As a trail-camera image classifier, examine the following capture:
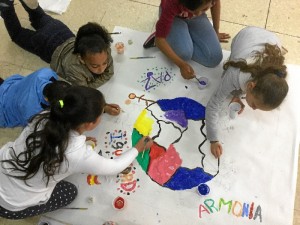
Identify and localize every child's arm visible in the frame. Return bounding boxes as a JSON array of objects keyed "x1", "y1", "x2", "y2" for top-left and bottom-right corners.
[
  {"x1": 155, "y1": 37, "x2": 195, "y2": 79},
  {"x1": 206, "y1": 69, "x2": 241, "y2": 157},
  {"x1": 74, "y1": 137, "x2": 153, "y2": 175},
  {"x1": 210, "y1": 0, "x2": 230, "y2": 42}
]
